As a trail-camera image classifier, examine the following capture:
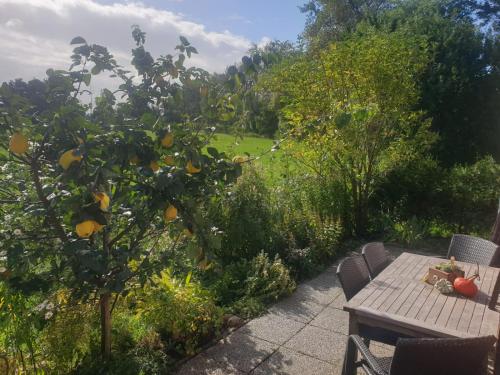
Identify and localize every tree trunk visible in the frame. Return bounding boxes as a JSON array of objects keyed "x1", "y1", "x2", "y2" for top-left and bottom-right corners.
[
  {"x1": 100, "y1": 292, "x2": 112, "y2": 360},
  {"x1": 491, "y1": 199, "x2": 500, "y2": 245}
]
